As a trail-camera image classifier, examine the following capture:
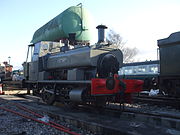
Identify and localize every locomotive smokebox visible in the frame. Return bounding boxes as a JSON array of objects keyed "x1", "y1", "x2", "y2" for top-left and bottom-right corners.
[{"x1": 96, "y1": 25, "x2": 107, "y2": 43}]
